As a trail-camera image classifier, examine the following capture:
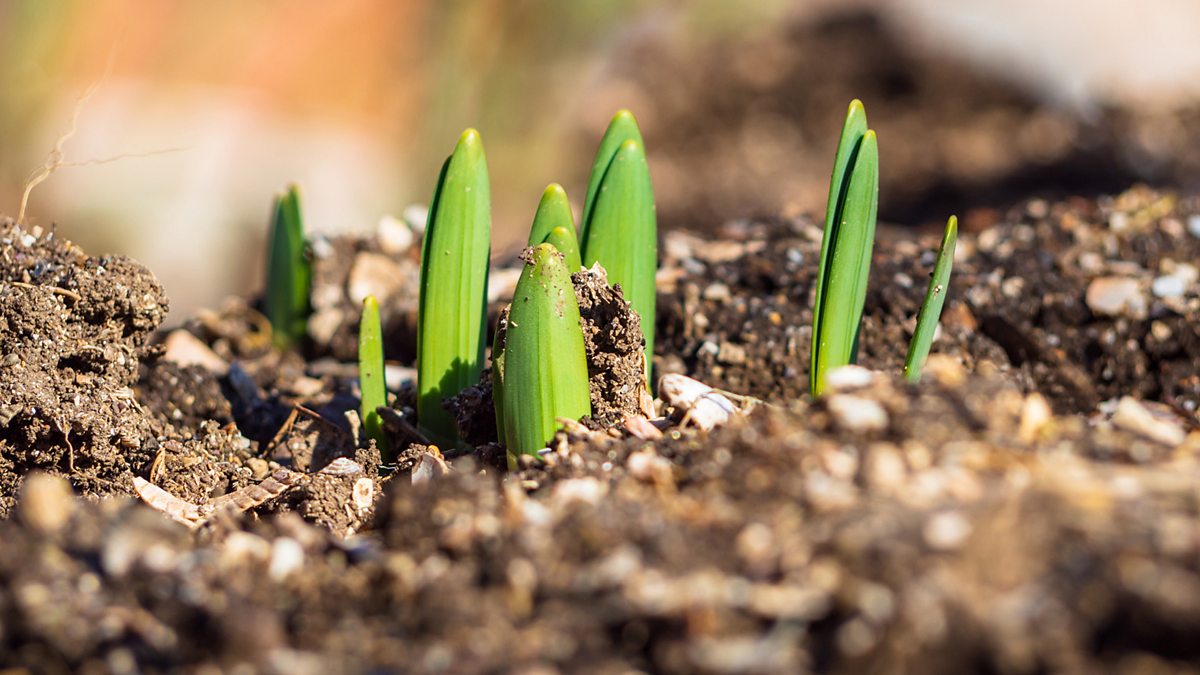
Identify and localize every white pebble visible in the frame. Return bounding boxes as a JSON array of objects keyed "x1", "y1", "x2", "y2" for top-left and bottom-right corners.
[
  {"x1": 1188, "y1": 214, "x2": 1200, "y2": 238},
  {"x1": 823, "y1": 365, "x2": 875, "y2": 391},
  {"x1": 1152, "y1": 275, "x2": 1186, "y2": 298},
  {"x1": 827, "y1": 395, "x2": 889, "y2": 432},
  {"x1": 1113, "y1": 396, "x2": 1186, "y2": 447},
  {"x1": 924, "y1": 512, "x2": 972, "y2": 550},
  {"x1": 269, "y1": 538, "x2": 305, "y2": 580},
  {"x1": 403, "y1": 204, "x2": 429, "y2": 236},
  {"x1": 376, "y1": 214, "x2": 414, "y2": 254},
  {"x1": 1085, "y1": 277, "x2": 1146, "y2": 318}
]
